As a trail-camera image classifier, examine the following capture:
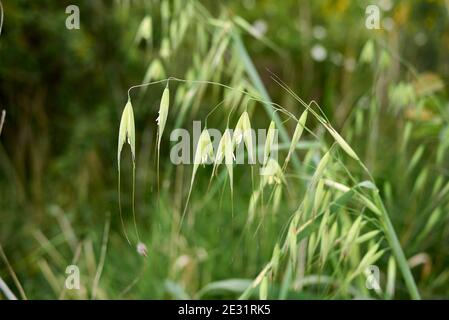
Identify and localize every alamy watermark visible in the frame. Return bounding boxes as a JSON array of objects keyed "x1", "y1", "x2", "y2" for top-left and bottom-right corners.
[
  {"x1": 365, "y1": 265, "x2": 381, "y2": 291},
  {"x1": 65, "y1": 264, "x2": 80, "y2": 290},
  {"x1": 65, "y1": 5, "x2": 80, "y2": 30},
  {"x1": 365, "y1": 5, "x2": 381, "y2": 30}
]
